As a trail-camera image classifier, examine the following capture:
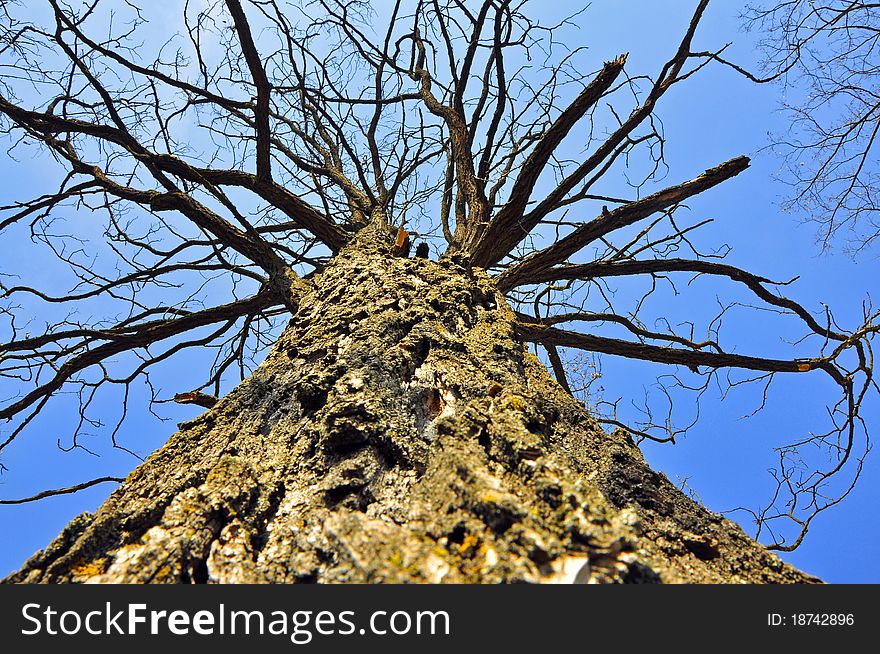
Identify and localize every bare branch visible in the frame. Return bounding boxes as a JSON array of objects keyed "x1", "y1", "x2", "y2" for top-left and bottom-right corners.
[
  {"x1": 496, "y1": 157, "x2": 751, "y2": 291},
  {"x1": 0, "y1": 476, "x2": 124, "y2": 505}
]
